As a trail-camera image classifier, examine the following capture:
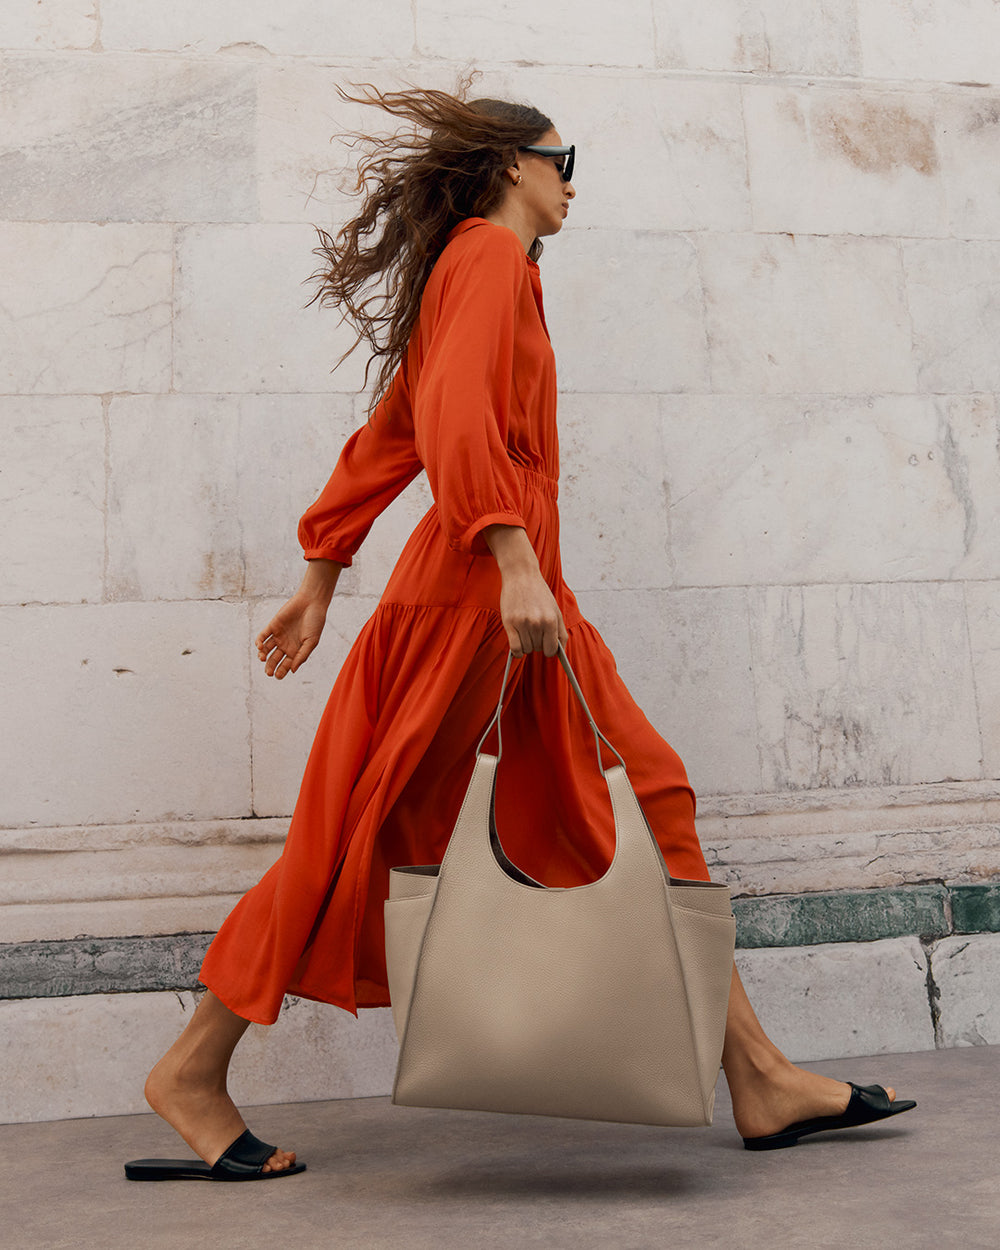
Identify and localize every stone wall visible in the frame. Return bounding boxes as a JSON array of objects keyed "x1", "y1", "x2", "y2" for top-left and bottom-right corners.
[{"x1": 2, "y1": 3, "x2": 1000, "y2": 1121}]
